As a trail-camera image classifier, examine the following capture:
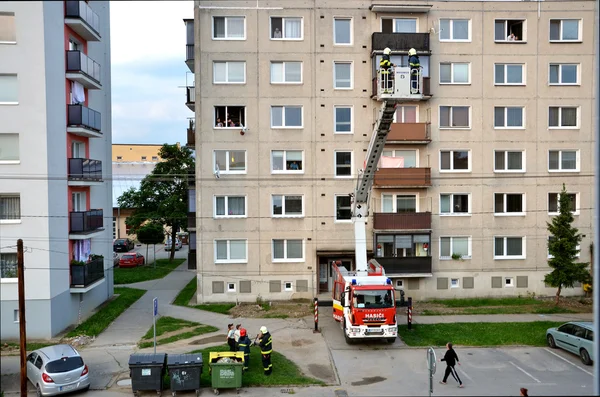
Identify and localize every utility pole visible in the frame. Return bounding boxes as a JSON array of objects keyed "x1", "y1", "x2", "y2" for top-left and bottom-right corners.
[{"x1": 17, "y1": 239, "x2": 27, "y2": 397}]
